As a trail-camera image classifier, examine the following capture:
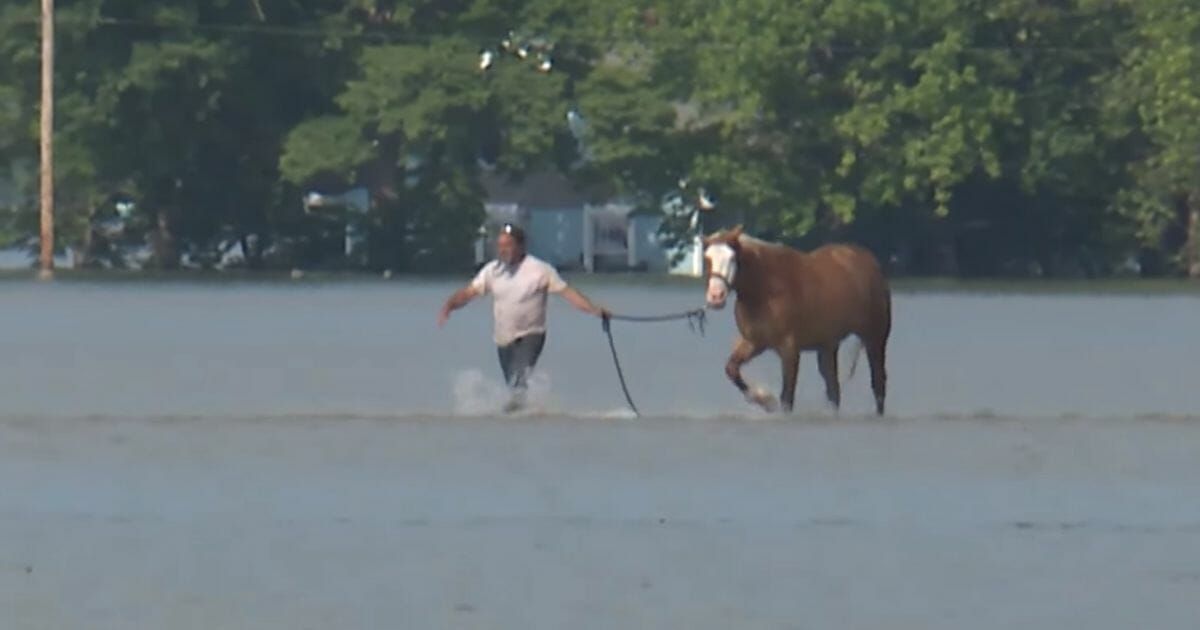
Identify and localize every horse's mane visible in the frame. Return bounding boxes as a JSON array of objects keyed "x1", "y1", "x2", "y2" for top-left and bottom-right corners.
[
  {"x1": 737, "y1": 234, "x2": 769, "y2": 247},
  {"x1": 737, "y1": 233, "x2": 789, "y2": 253},
  {"x1": 709, "y1": 228, "x2": 790, "y2": 257}
]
